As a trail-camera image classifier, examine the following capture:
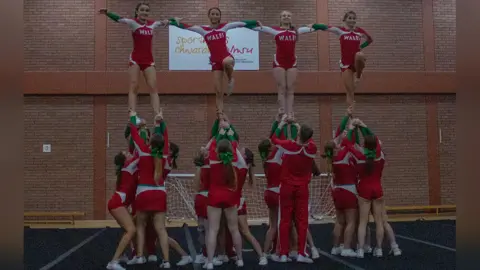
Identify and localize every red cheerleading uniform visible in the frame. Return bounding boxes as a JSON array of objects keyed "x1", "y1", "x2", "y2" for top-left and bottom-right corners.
[
  {"x1": 271, "y1": 133, "x2": 317, "y2": 257},
  {"x1": 129, "y1": 123, "x2": 167, "y2": 212},
  {"x1": 107, "y1": 157, "x2": 139, "y2": 211},
  {"x1": 170, "y1": 20, "x2": 258, "y2": 71},
  {"x1": 331, "y1": 138, "x2": 359, "y2": 210},
  {"x1": 207, "y1": 139, "x2": 240, "y2": 209},
  {"x1": 233, "y1": 150, "x2": 249, "y2": 215},
  {"x1": 263, "y1": 146, "x2": 283, "y2": 209},
  {"x1": 117, "y1": 18, "x2": 166, "y2": 70},
  {"x1": 253, "y1": 26, "x2": 319, "y2": 69},
  {"x1": 349, "y1": 137, "x2": 385, "y2": 200},
  {"x1": 194, "y1": 159, "x2": 210, "y2": 219},
  {"x1": 319, "y1": 25, "x2": 372, "y2": 72}
]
